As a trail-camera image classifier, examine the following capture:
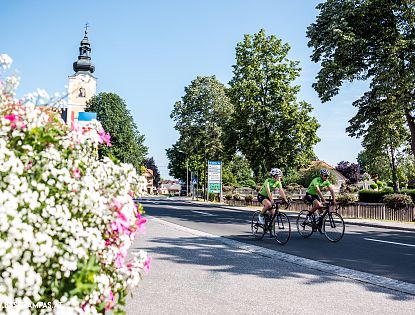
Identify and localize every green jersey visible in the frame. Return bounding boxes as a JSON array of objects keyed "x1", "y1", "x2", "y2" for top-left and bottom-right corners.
[
  {"x1": 259, "y1": 178, "x2": 282, "y2": 197},
  {"x1": 307, "y1": 177, "x2": 331, "y2": 195}
]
